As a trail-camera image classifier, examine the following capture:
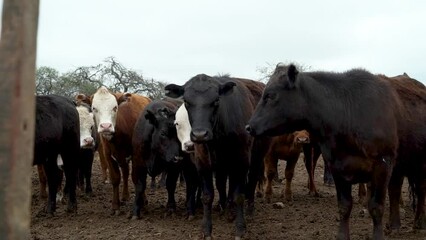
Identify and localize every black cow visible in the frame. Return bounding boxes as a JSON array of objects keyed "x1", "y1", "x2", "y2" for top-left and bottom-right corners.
[
  {"x1": 165, "y1": 75, "x2": 268, "y2": 239},
  {"x1": 246, "y1": 64, "x2": 402, "y2": 240},
  {"x1": 34, "y1": 95, "x2": 80, "y2": 215},
  {"x1": 131, "y1": 99, "x2": 199, "y2": 219}
]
